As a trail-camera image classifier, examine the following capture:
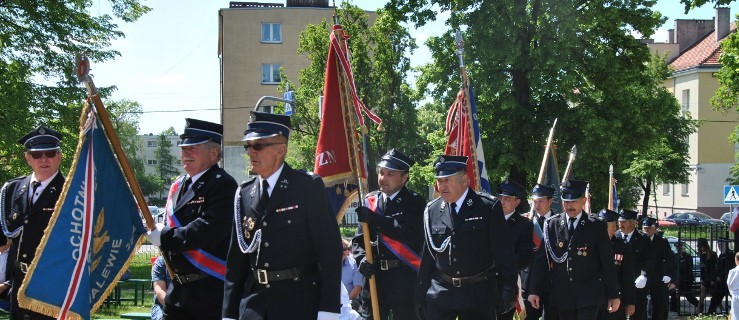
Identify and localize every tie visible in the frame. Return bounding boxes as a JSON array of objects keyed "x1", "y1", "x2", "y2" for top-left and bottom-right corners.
[
  {"x1": 450, "y1": 202, "x2": 458, "y2": 215},
  {"x1": 181, "y1": 178, "x2": 192, "y2": 198},
  {"x1": 537, "y1": 215, "x2": 545, "y2": 229},
  {"x1": 260, "y1": 180, "x2": 270, "y2": 209},
  {"x1": 30, "y1": 181, "x2": 41, "y2": 204},
  {"x1": 568, "y1": 217, "x2": 576, "y2": 239}
]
